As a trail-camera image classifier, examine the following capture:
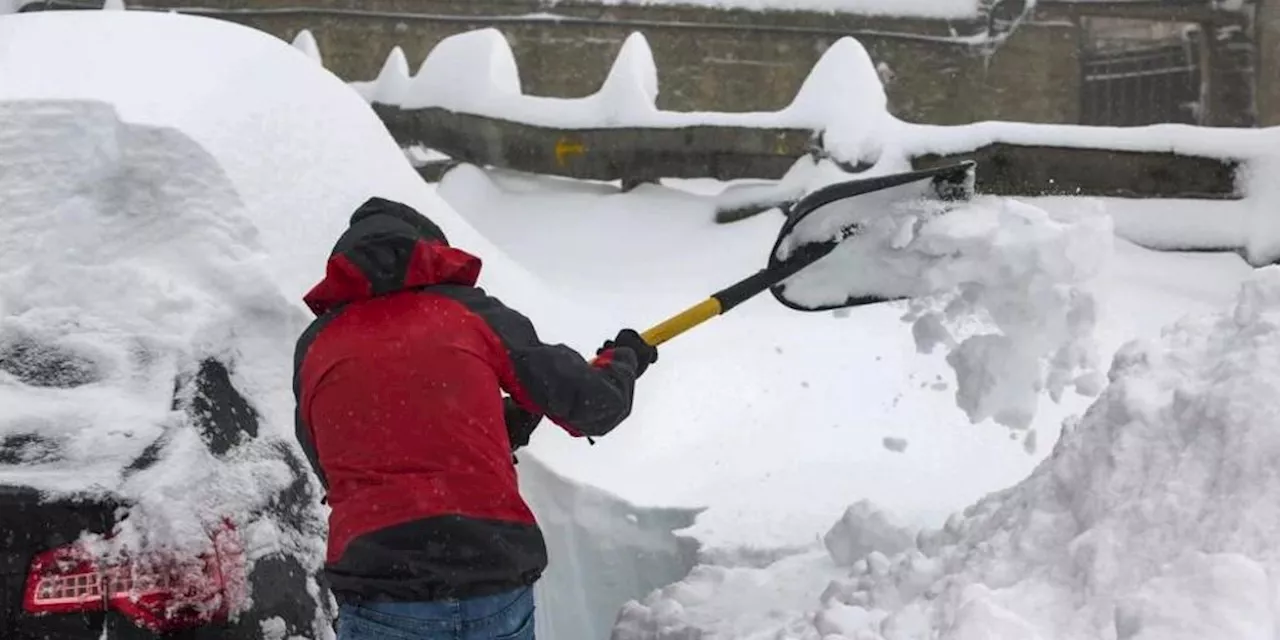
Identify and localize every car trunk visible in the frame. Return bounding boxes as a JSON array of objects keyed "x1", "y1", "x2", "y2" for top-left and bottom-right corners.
[{"x1": 0, "y1": 484, "x2": 120, "y2": 639}]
